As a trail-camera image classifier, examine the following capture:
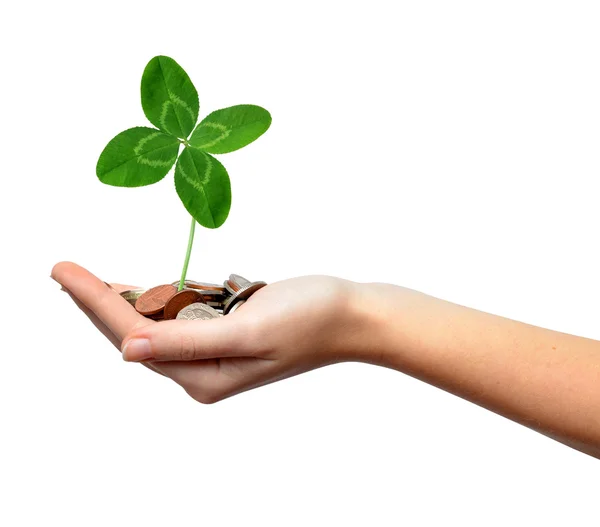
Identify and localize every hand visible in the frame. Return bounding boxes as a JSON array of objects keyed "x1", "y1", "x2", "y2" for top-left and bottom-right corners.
[{"x1": 51, "y1": 262, "x2": 372, "y2": 403}]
